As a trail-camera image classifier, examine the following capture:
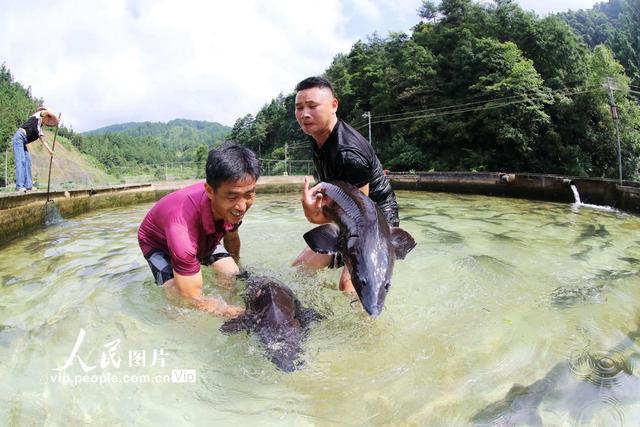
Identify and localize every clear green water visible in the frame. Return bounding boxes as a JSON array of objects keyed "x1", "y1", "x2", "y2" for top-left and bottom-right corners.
[{"x1": 1, "y1": 191, "x2": 640, "y2": 426}]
